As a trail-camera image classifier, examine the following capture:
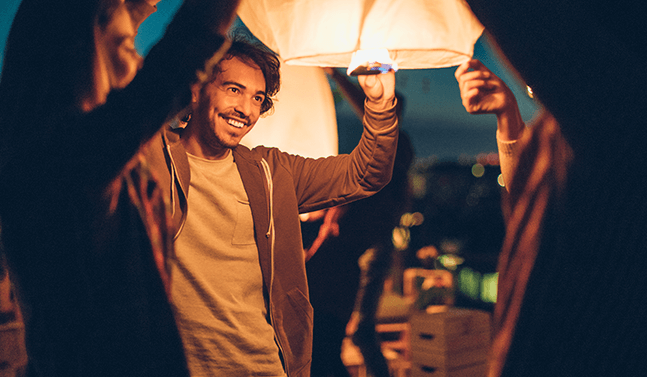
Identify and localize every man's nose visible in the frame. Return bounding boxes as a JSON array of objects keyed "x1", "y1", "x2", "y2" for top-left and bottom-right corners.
[{"x1": 234, "y1": 96, "x2": 252, "y2": 118}]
